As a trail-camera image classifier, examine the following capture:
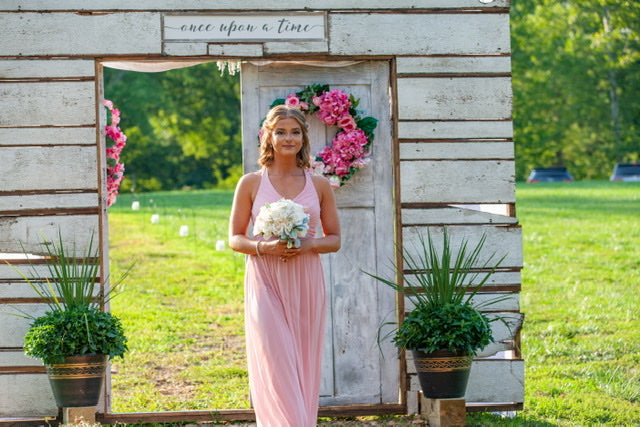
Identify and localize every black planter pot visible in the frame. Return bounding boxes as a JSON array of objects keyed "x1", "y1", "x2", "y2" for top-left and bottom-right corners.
[
  {"x1": 45, "y1": 354, "x2": 108, "y2": 408},
  {"x1": 411, "y1": 349, "x2": 473, "y2": 399}
]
